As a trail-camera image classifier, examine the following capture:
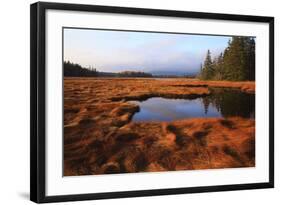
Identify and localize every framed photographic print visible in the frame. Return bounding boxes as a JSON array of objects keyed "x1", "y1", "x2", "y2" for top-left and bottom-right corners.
[{"x1": 30, "y1": 1, "x2": 274, "y2": 203}]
